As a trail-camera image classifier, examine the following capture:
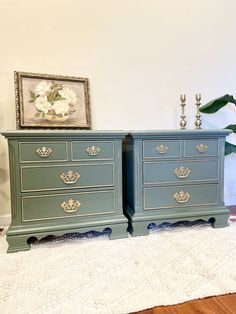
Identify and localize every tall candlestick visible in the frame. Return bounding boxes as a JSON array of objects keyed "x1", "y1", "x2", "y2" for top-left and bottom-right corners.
[
  {"x1": 195, "y1": 93, "x2": 202, "y2": 129},
  {"x1": 180, "y1": 94, "x2": 187, "y2": 129}
]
